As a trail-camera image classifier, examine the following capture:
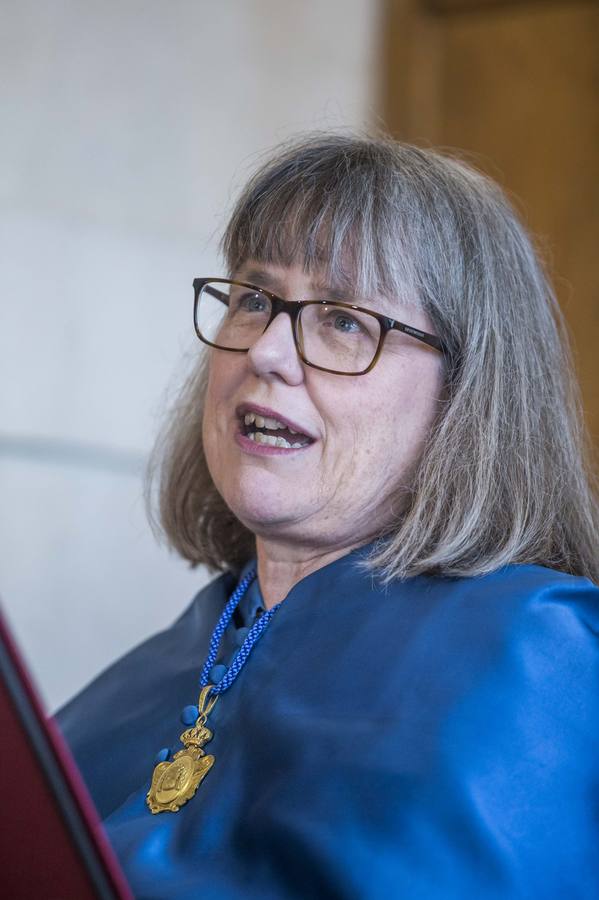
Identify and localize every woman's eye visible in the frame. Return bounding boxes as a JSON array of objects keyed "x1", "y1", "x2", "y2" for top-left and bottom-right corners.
[
  {"x1": 238, "y1": 292, "x2": 268, "y2": 312},
  {"x1": 332, "y1": 313, "x2": 362, "y2": 333}
]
